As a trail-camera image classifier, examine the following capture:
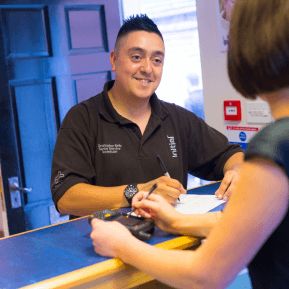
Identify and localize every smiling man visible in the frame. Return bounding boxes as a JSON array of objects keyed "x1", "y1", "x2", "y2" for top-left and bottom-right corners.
[
  {"x1": 108, "y1": 30, "x2": 164, "y2": 135},
  {"x1": 51, "y1": 15, "x2": 244, "y2": 219}
]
